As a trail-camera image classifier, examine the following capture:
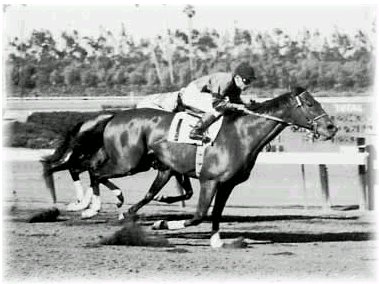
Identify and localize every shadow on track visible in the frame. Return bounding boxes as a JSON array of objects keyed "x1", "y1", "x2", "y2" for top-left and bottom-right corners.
[
  {"x1": 164, "y1": 231, "x2": 374, "y2": 243},
  {"x1": 137, "y1": 213, "x2": 360, "y2": 224}
]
